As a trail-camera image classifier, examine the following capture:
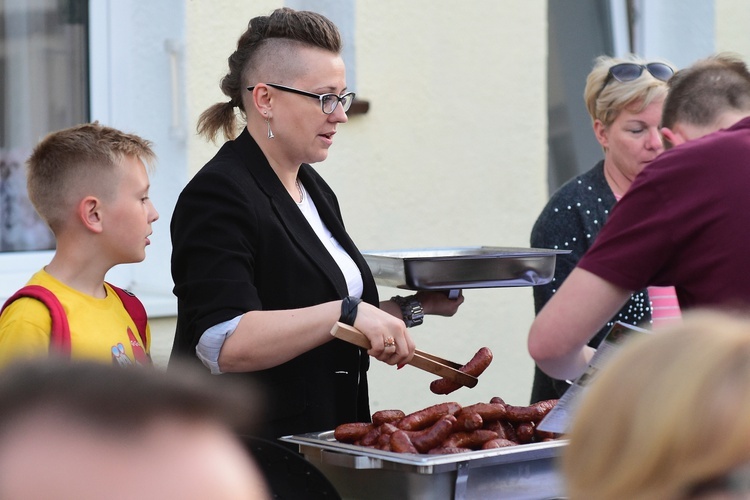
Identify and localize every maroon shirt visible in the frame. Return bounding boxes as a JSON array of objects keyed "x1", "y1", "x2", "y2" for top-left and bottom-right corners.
[{"x1": 578, "y1": 116, "x2": 750, "y2": 311}]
